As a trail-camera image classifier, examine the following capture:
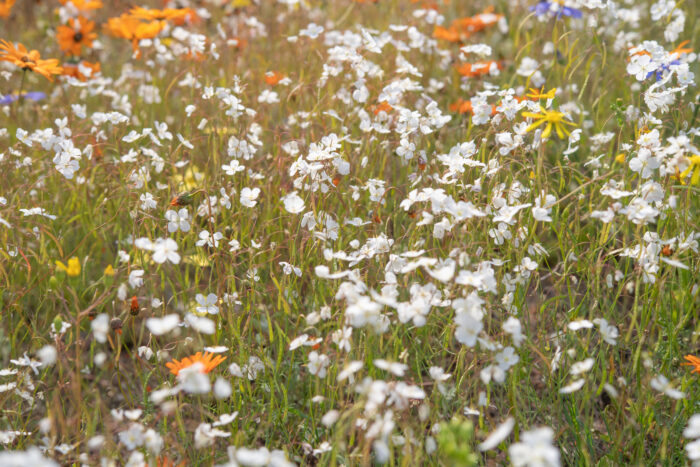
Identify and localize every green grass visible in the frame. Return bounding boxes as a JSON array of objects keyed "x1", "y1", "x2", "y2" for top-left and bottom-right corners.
[{"x1": 0, "y1": 0, "x2": 698, "y2": 465}]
